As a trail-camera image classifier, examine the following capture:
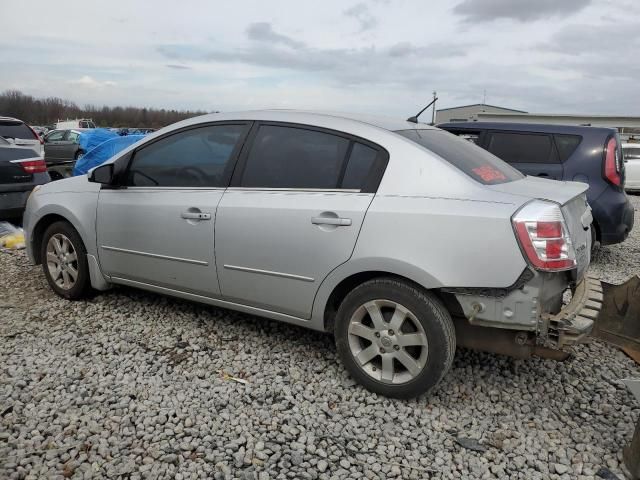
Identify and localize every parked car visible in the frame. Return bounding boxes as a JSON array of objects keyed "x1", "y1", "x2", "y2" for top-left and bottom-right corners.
[
  {"x1": 0, "y1": 136, "x2": 50, "y2": 219},
  {"x1": 438, "y1": 122, "x2": 634, "y2": 246},
  {"x1": 24, "y1": 111, "x2": 600, "y2": 398},
  {"x1": 623, "y1": 143, "x2": 640, "y2": 192},
  {"x1": 55, "y1": 119, "x2": 96, "y2": 129},
  {"x1": 43, "y1": 129, "x2": 88, "y2": 180},
  {"x1": 0, "y1": 116, "x2": 44, "y2": 157}
]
